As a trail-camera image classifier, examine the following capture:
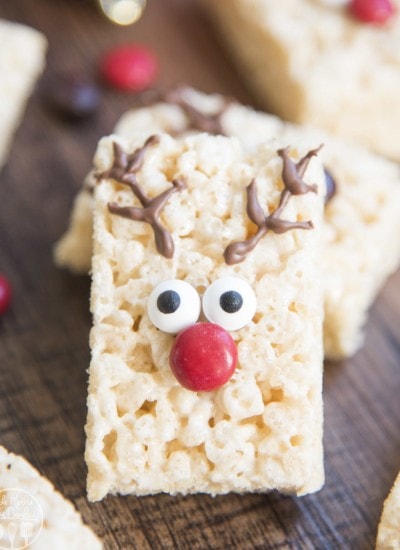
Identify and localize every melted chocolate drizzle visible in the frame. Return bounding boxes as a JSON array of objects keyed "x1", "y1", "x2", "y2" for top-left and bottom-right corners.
[
  {"x1": 100, "y1": 134, "x2": 160, "y2": 185},
  {"x1": 160, "y1": 87, "x2": 338, "y2": 209},
  {"x1": 99, "y1": 135, "x2": 186, "y2": 259},
  {"x1": 138, "y1": 86, "x2": 235, "y2": 136},
  {"x1": 163, "y1": 86, "x2": 231, "y2": 135},
  {"x1": 97, "y1": 92, "x2": 324, "y2": 263},
  {"x1": 224, "y1": 146, "x2": 322, "y2": 265}
]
